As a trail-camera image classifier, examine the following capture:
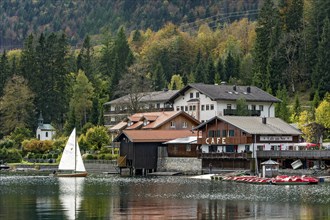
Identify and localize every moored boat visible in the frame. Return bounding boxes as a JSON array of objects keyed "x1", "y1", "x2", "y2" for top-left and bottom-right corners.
[{"x1": 271, "y1": 175, "x2": 318, "y2": 185}]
